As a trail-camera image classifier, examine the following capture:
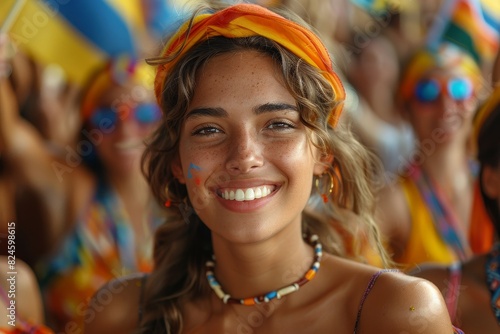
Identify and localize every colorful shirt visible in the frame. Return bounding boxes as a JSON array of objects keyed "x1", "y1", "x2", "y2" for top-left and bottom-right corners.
[
  {"x1": 397, "y1": 169, "x2": 494, "y2": 268},
  {"x1": 37, "y1": 180, "x2": 164, "y2": 331}
]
